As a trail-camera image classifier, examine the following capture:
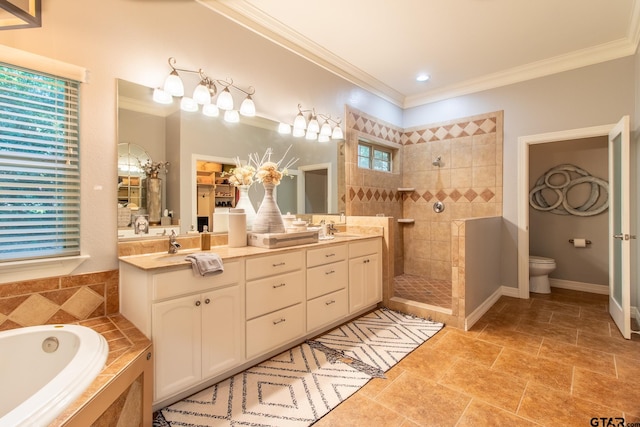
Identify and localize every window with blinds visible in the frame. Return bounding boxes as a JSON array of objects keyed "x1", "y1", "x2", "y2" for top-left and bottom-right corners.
[{"x1": 0, "y1": 63, "x2": 80, "y2": 262}]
